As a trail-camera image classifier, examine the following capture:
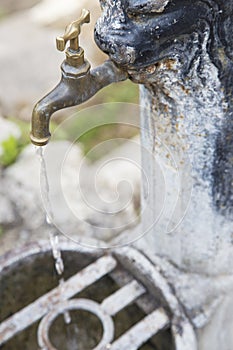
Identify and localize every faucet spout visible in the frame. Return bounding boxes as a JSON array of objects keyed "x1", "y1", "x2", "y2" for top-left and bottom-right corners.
[{"x1": 30, "y1": 60, "x2": 128, "y2": 146}]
